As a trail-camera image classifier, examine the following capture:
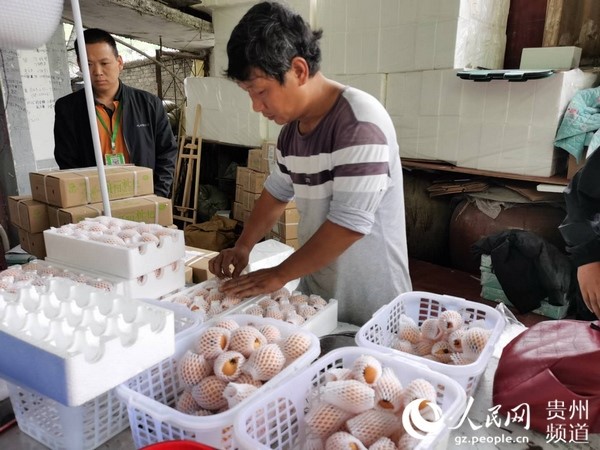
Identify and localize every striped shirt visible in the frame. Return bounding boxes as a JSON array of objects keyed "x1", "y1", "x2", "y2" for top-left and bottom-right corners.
[{"x1": 264, "y1": 86, "x2": 412, "y2": 325}]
